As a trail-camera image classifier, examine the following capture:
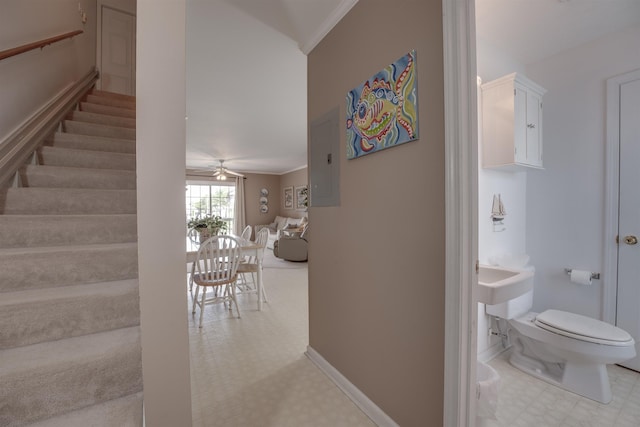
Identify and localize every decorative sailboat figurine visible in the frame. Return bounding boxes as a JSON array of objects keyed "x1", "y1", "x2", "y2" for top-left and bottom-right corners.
[{"x1": 491, "y1": 194, "x2": 506, "y2": 222}]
